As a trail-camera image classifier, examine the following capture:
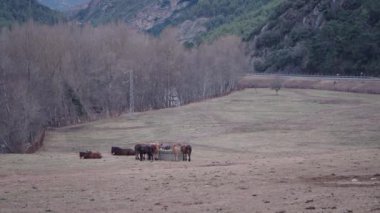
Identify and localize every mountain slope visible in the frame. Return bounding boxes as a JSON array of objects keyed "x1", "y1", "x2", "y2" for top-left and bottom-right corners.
[
  {"x1": 248, "y1": 0, "x2": 380, "y2": 76},
  {"x1": 75, "y1": 0, "x2": 155, "y2": 26},
  {"x1": 153, "y1": 0, "x2": 380, "y2": 76},
  {"x1": 148, "y1": 0, "x2": 286, "y2": 42},
  {"x1": 74, "y1": 0, "x2": 380, "y2": 76},
  {"x1": 75, "y1": 0, "x2": 197, "y2": 30},
  {"x1": 74, "y1": 0, "x2": 284, "y2": 44},
  {"x1": 0, "y1": 0, "x2": 62, "y2": 28}
]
